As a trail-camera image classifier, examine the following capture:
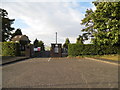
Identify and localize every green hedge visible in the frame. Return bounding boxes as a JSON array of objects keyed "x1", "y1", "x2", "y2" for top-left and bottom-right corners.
[
  {"x1": 68, "y1": 44, "x2": 118, "y2": 56},
  {"x1": 1, "y1": 42, "x2": 20, "y2": 56}
]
